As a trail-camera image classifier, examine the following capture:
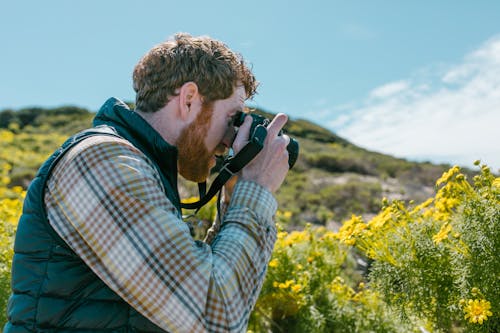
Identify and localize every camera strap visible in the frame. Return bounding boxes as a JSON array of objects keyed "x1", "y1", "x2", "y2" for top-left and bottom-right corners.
[{"x1": 180, "y1": 125, "x2": 268, "y2": 211}]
